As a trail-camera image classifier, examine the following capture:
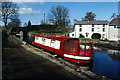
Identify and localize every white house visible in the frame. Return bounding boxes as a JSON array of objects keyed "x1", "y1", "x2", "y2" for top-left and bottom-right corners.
[
  {"x1": 69, "y1": 20, "x2": 109, "y2": 39},
  {"x1": 108, "y1": 18, "x2": 120, "y2": 41}
]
